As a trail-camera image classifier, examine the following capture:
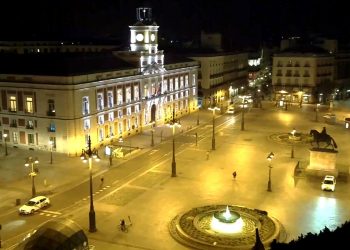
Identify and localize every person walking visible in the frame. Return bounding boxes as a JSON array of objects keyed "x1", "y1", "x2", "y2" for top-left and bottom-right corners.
[
  {"x1": 100, "y1": 176, "x2": 104, "y2": 186},
  {"x1": 232, "y1": 171, "x2": 237, "y2": 180},
  {"x1": 120, "y1": 219, "x2": 126, "y2": 232},
  {"x1": 206, "y1": 151, "x2": 209, "y2": 160}
]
